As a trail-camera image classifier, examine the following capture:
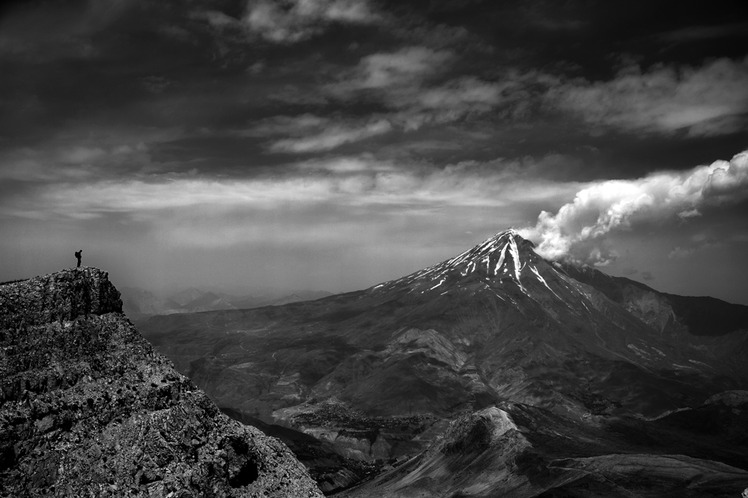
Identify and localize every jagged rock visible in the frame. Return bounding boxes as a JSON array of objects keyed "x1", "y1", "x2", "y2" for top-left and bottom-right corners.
[{"x1": 0, "y1": 268, "x2": 323, "y2": 498}]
